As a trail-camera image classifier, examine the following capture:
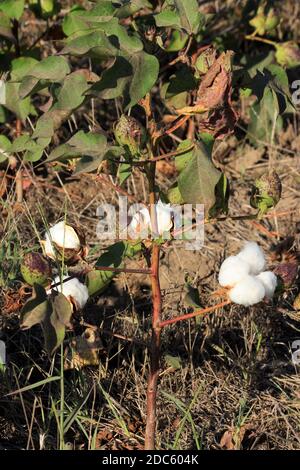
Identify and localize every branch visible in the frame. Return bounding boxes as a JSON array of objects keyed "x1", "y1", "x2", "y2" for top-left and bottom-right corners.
[{"x1": 160, "y1": 300, "x2": 231, "y2": 327}]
